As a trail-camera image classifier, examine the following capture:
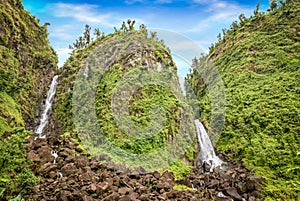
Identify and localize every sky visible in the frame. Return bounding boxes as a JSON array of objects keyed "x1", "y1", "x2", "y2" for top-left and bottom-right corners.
[{"x1": 22, "y1": 0, "x2": 270, "y2": 78}]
